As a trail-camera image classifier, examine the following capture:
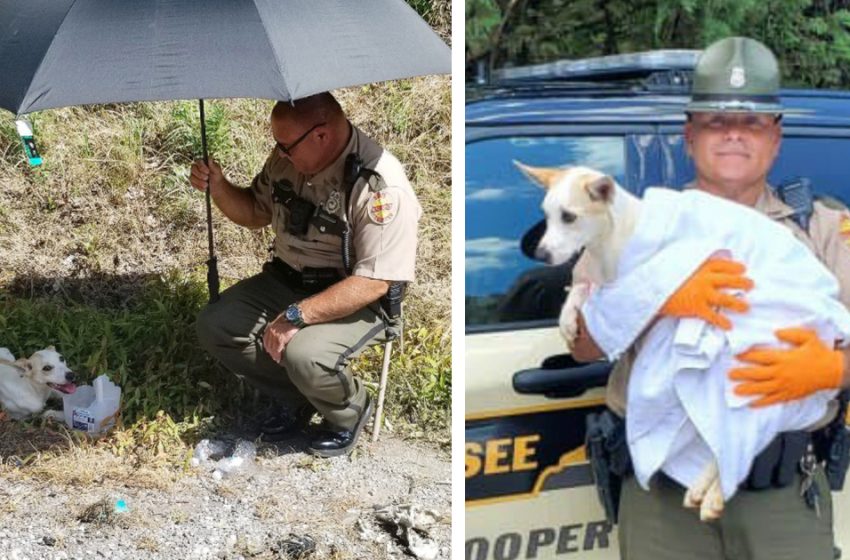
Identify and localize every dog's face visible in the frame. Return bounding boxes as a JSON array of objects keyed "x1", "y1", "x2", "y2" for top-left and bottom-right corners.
[
  {"x1": 515, "y1": 162, "x2": 616, "y2": 265},
  {"x1": 23, "y1": 346, "x2": 76, "y2": 394}
]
